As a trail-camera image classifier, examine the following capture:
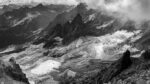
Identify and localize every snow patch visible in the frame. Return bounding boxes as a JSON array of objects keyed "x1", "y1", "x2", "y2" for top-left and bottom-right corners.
[
  {"x1": 89, "y1": 14, "x2": 96, "y2": 21},
  {"x1": 93, "y1": 43, "x2": 104, "y2": 59},
  {"x1": 12, "y1": 12, "x2": 40, "y2": 27},
  {"x1": 97, "y1": 30, "x2": 135, "y2": 45},
  {"x1": 30, "y1": 60, "x2": 61, "y2": 75},
  {"x1": 0, "y1": 46, "x2": 15, "y2": 54},
  {"x1": 93, "y1": 30, "x2": 140, "y2": 60},
  {"x1": 96, "y1": 20, "x2": 114, "y2": 29}
]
